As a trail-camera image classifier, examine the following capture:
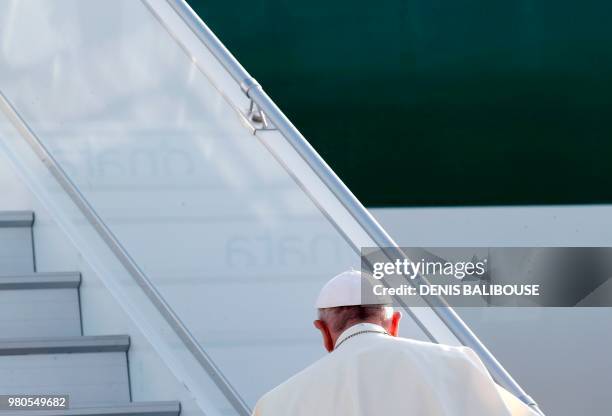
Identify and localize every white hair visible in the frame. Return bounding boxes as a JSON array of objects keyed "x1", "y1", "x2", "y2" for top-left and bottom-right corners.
[{"x1": 318, "y1": 305, "x2": 394, "y2": 333}]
